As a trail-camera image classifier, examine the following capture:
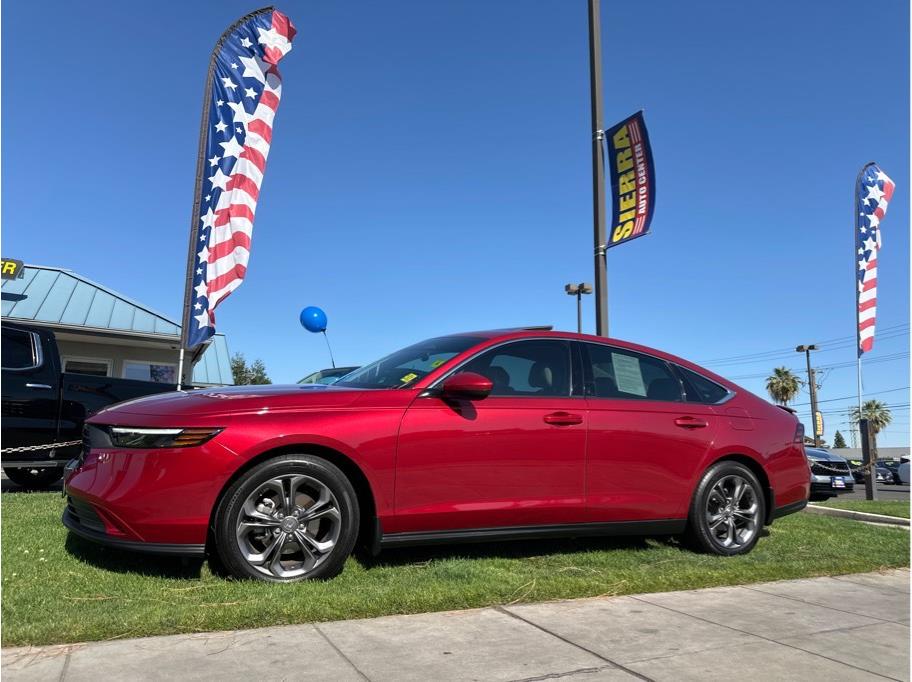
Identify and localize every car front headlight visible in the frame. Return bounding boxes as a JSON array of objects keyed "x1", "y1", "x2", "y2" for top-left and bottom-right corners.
[{"x1": 109, "y1": 427, "x2": 223, "y2": 449}]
